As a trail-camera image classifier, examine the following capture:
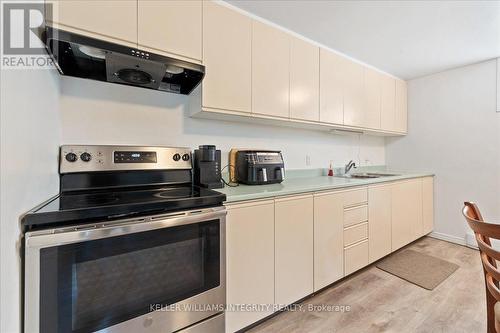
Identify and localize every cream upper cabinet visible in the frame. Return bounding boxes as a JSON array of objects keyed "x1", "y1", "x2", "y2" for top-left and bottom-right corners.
[
  {"x1": 422, "y1": 177, "x2": 434, "y2": 235},
  {"x1": 380, "y1": 74, "x2": 396, "y2": 132},
  {"x1": 395, "y1": 79, "x2": 408, "y2": 133},
  {"x1": 252, "y1": 21, "x2": 290, "y2": 118},
  {"x1": 391, "y1": 179, "x2": 423, "y2": 250},
  {"x1": 46, "y1": 0, "x2": 137, "y2": 47},
  {"x1": 188, "y1": 2, "x2": 410, "y2": 136},
  {"x1": 313, "y1": 192, "x2": 344, "y2": 291},
  {"x1": 226, "y1": 200, "x2": 275, "y2": 333},
  {"x1": 290, "y1": 37, "x2": 320, "y2": 122},
  {"x1": 138, "y1": 0, "x2": 202, "y2": 62},
  {"x1": 343, "y1": 60, "x2": 365, "y2": 127},
  {"x1": 364, "y1": 68, "x2": 382, "y2": 129},
  {"x1": 202, "y1": 1, "x2": 252, "y2": 113},
  {"x1": 275, "y1": 195, "x2": 314, "y2": 306},
  {"x1": 319, "y1": 49, "x2": 344, "y2": 125},
  {"x1": 368, "y1": 184, "x2": 392, "y2": 263}
]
